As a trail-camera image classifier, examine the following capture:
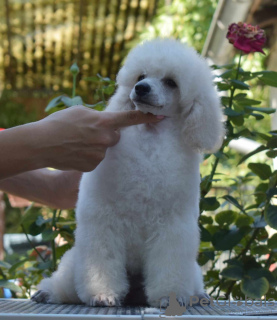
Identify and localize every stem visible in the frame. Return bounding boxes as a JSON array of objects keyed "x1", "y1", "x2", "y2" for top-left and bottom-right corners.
[
  {"x1": 51, "y1": 209, "x2": 59, "y2": 271},
  {"x1": 228, "y1": 51, "x2": 242, "y2": 109},
  {"x1": 207, "y1": 51, "x2": 243, "y2": 193},
  {"x1": 72, "y1": 75, "x2": 77, "y2": 98},
  {"x1": 21, "y1": 224, "x2": 46, "y2": 263},
  {"x1": 225, "y1": 281, "x2": 236, "y2": 299},
  {"x1": 210, "y1": 282, "x2": 220, "y2": 296},
  {"x1": 21, "y1": 203, "x2": 46, "y2": 262}
]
